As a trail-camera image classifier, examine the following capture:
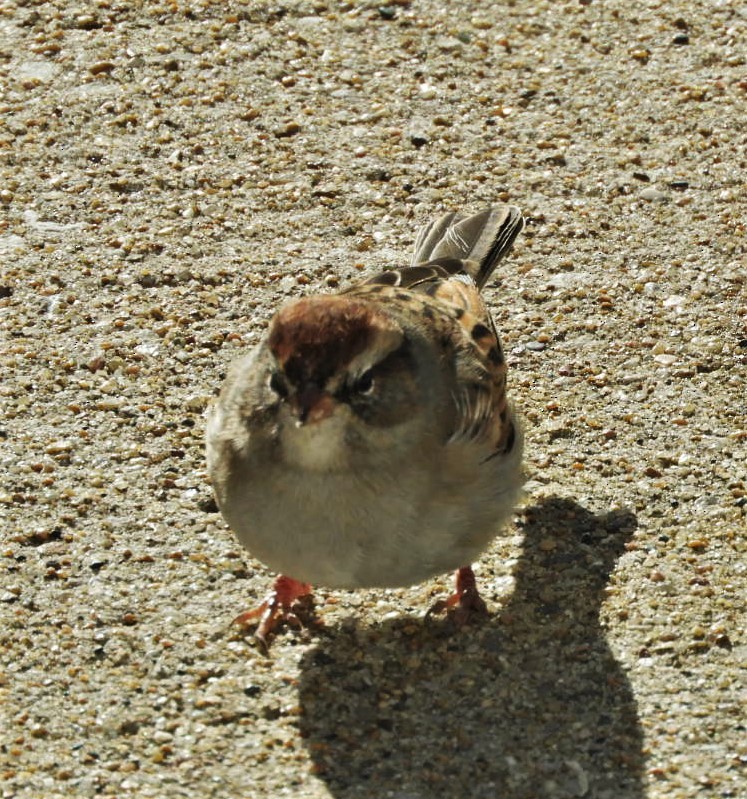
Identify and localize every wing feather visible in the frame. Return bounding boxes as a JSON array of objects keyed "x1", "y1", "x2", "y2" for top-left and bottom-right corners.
[{"x1": 347, "y1": 206, "x2": 523, "y2": 455}]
